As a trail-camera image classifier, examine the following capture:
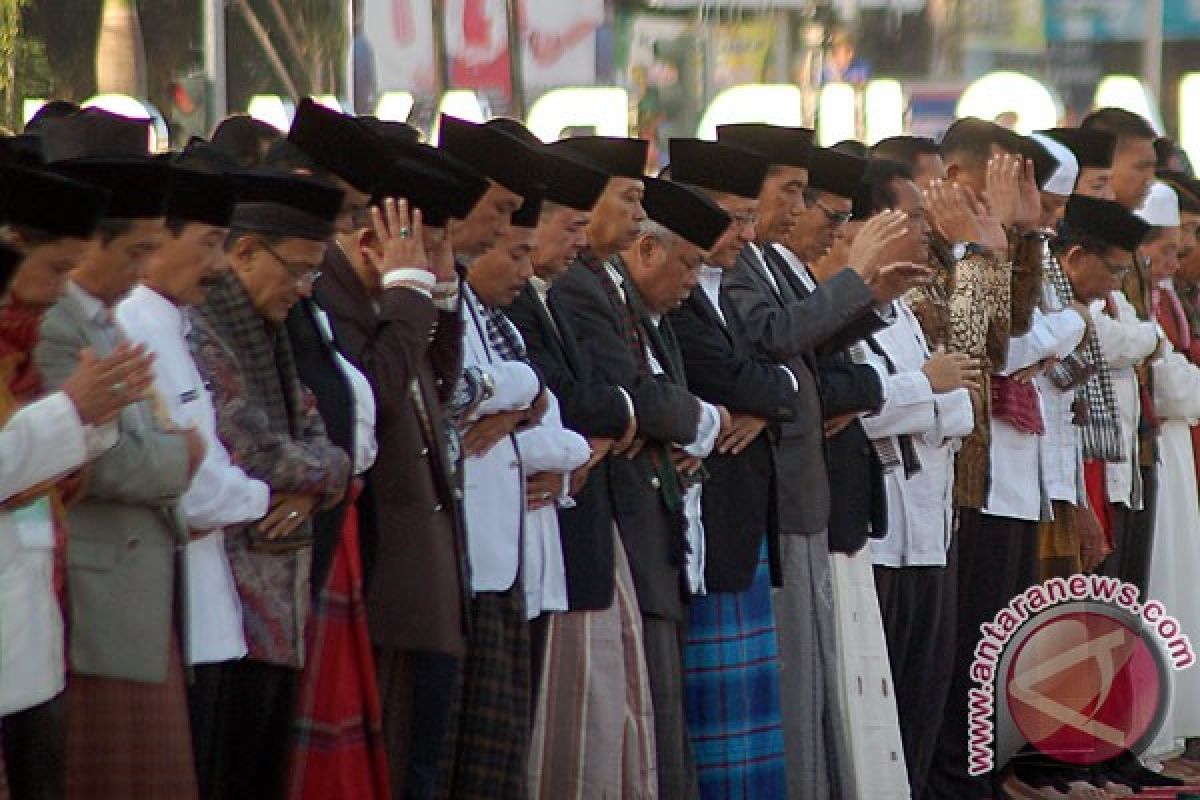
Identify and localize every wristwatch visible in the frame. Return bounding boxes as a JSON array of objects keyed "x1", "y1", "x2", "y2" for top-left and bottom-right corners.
[
  {"x1": 479, "y1": 369, "x2": 496, "y2": 402},
  {"x1": 952, "y1": 241, "x2": 990, "y2": 260}
]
